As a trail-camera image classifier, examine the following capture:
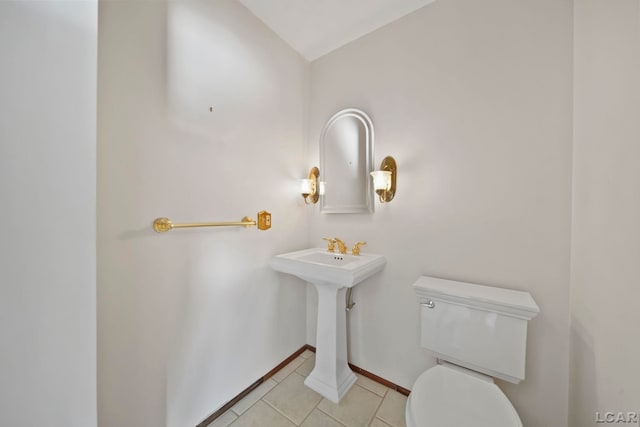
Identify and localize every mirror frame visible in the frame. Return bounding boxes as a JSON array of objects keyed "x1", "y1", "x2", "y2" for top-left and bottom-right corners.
[{"x1": 319, "y1": 108, "x2": 374, "y2": 214}]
